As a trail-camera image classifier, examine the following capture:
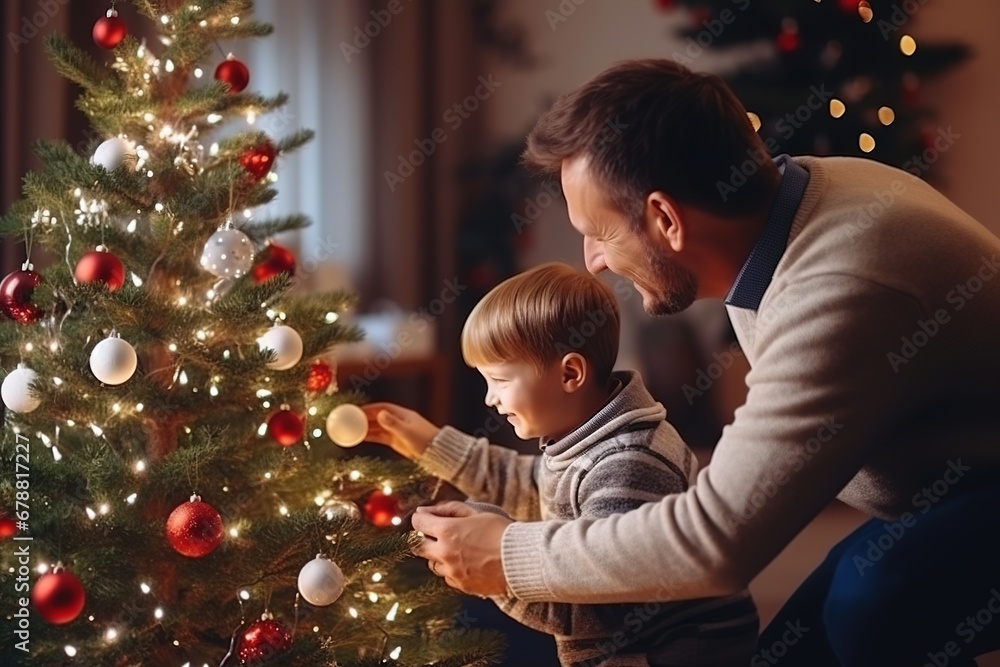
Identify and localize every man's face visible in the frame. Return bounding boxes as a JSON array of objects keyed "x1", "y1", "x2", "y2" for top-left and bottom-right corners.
[{"x1": 561, "y1": 156, "x2": 698, "y2": 316}]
